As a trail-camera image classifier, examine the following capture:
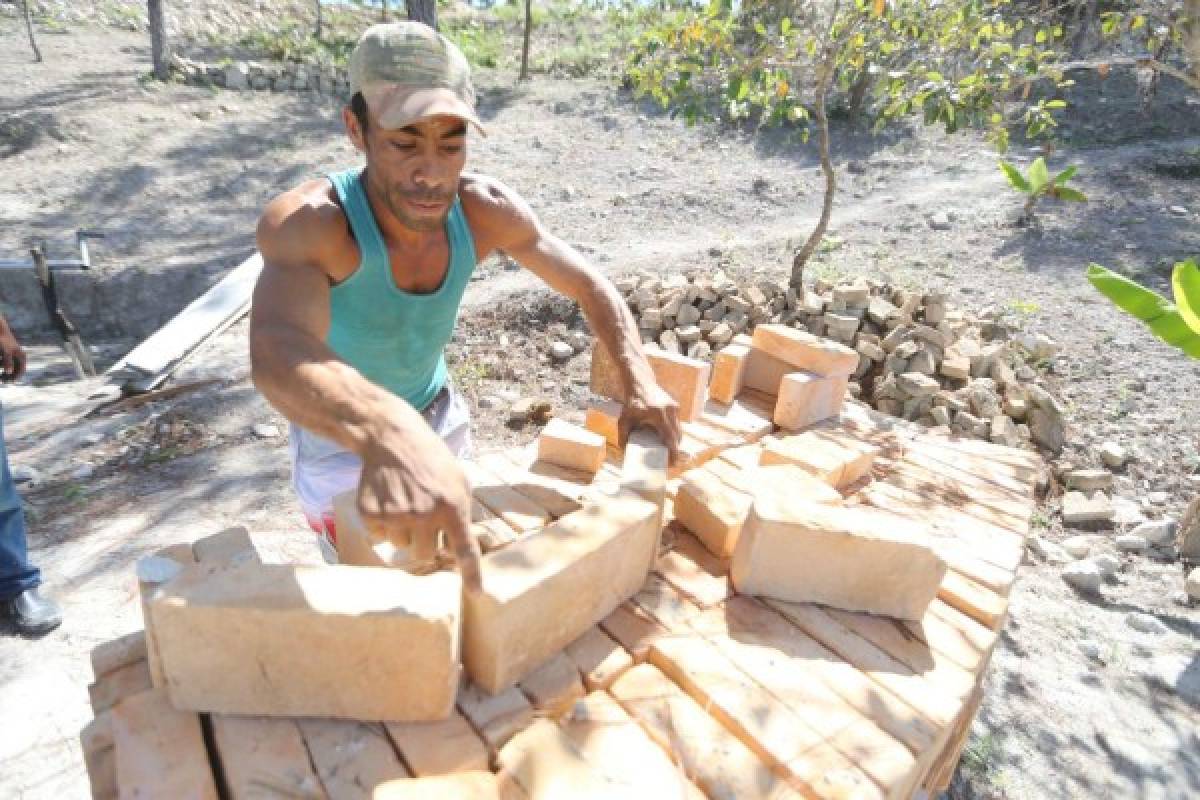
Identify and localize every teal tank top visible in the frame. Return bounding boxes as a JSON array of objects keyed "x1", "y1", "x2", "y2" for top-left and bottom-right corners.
[{"x1": 326, "y1": 167, "x2": 476, "y2": 411}]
